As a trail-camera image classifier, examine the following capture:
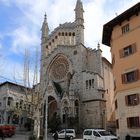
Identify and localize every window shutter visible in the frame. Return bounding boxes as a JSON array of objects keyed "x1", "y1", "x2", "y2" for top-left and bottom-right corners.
[
  {"x1": 132, "y1": 43, "x2": 137, "y2": 53},
  {"x1": 136, "y1": 94, "x2": 140, "y2": 105},
  {"x1": 119, "y1": 49, "x2": 124, "y2": 58},
  {"x1": 135, "y1": 69, "x2": 140, "y2": 81},
  {"x1": 135, "y1": 117, "x2": 140, "y2": 127},
  {"x1": 127, "y1": 118, "x2": 130, "y2": 128},
  {"x1": 125, "y1": 96, "x2": 128, "y2": 106},
  {"x1": 122, "y1": 74, "x2": 126, "y2": 84}
]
